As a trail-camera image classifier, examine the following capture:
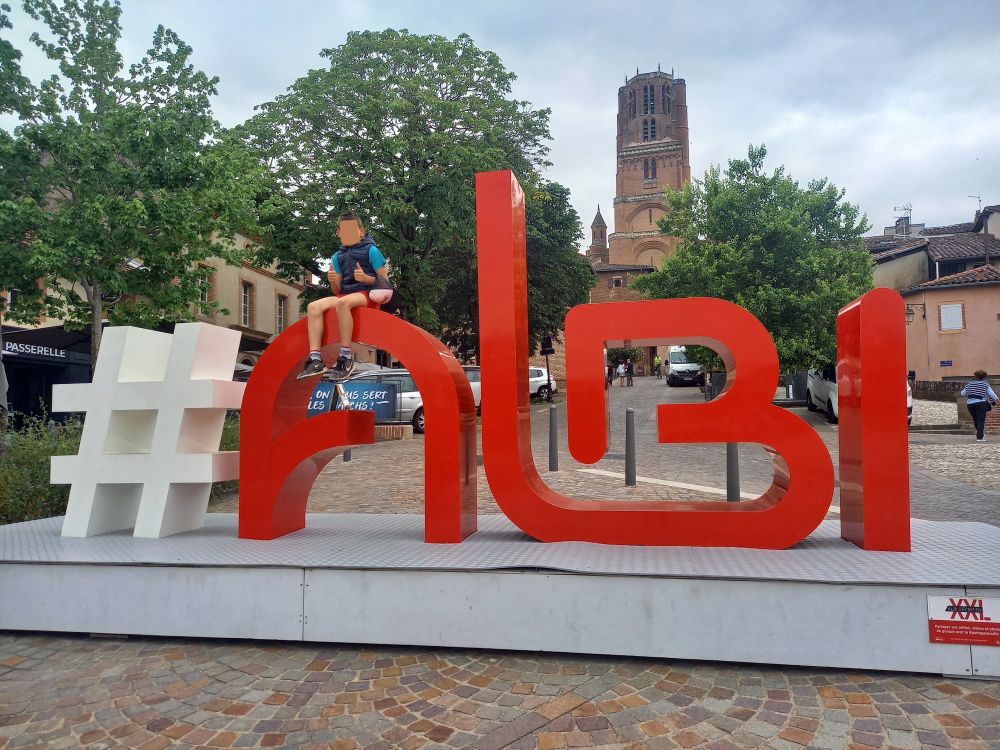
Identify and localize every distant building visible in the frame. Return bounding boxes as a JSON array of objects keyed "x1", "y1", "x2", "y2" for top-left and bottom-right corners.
[
  {"x1": 865, "y1": 204, "x2": 1000, "y2": 381},
  {"x1": 569, "y1": 68, "x2": 691, "y2": 377}
]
